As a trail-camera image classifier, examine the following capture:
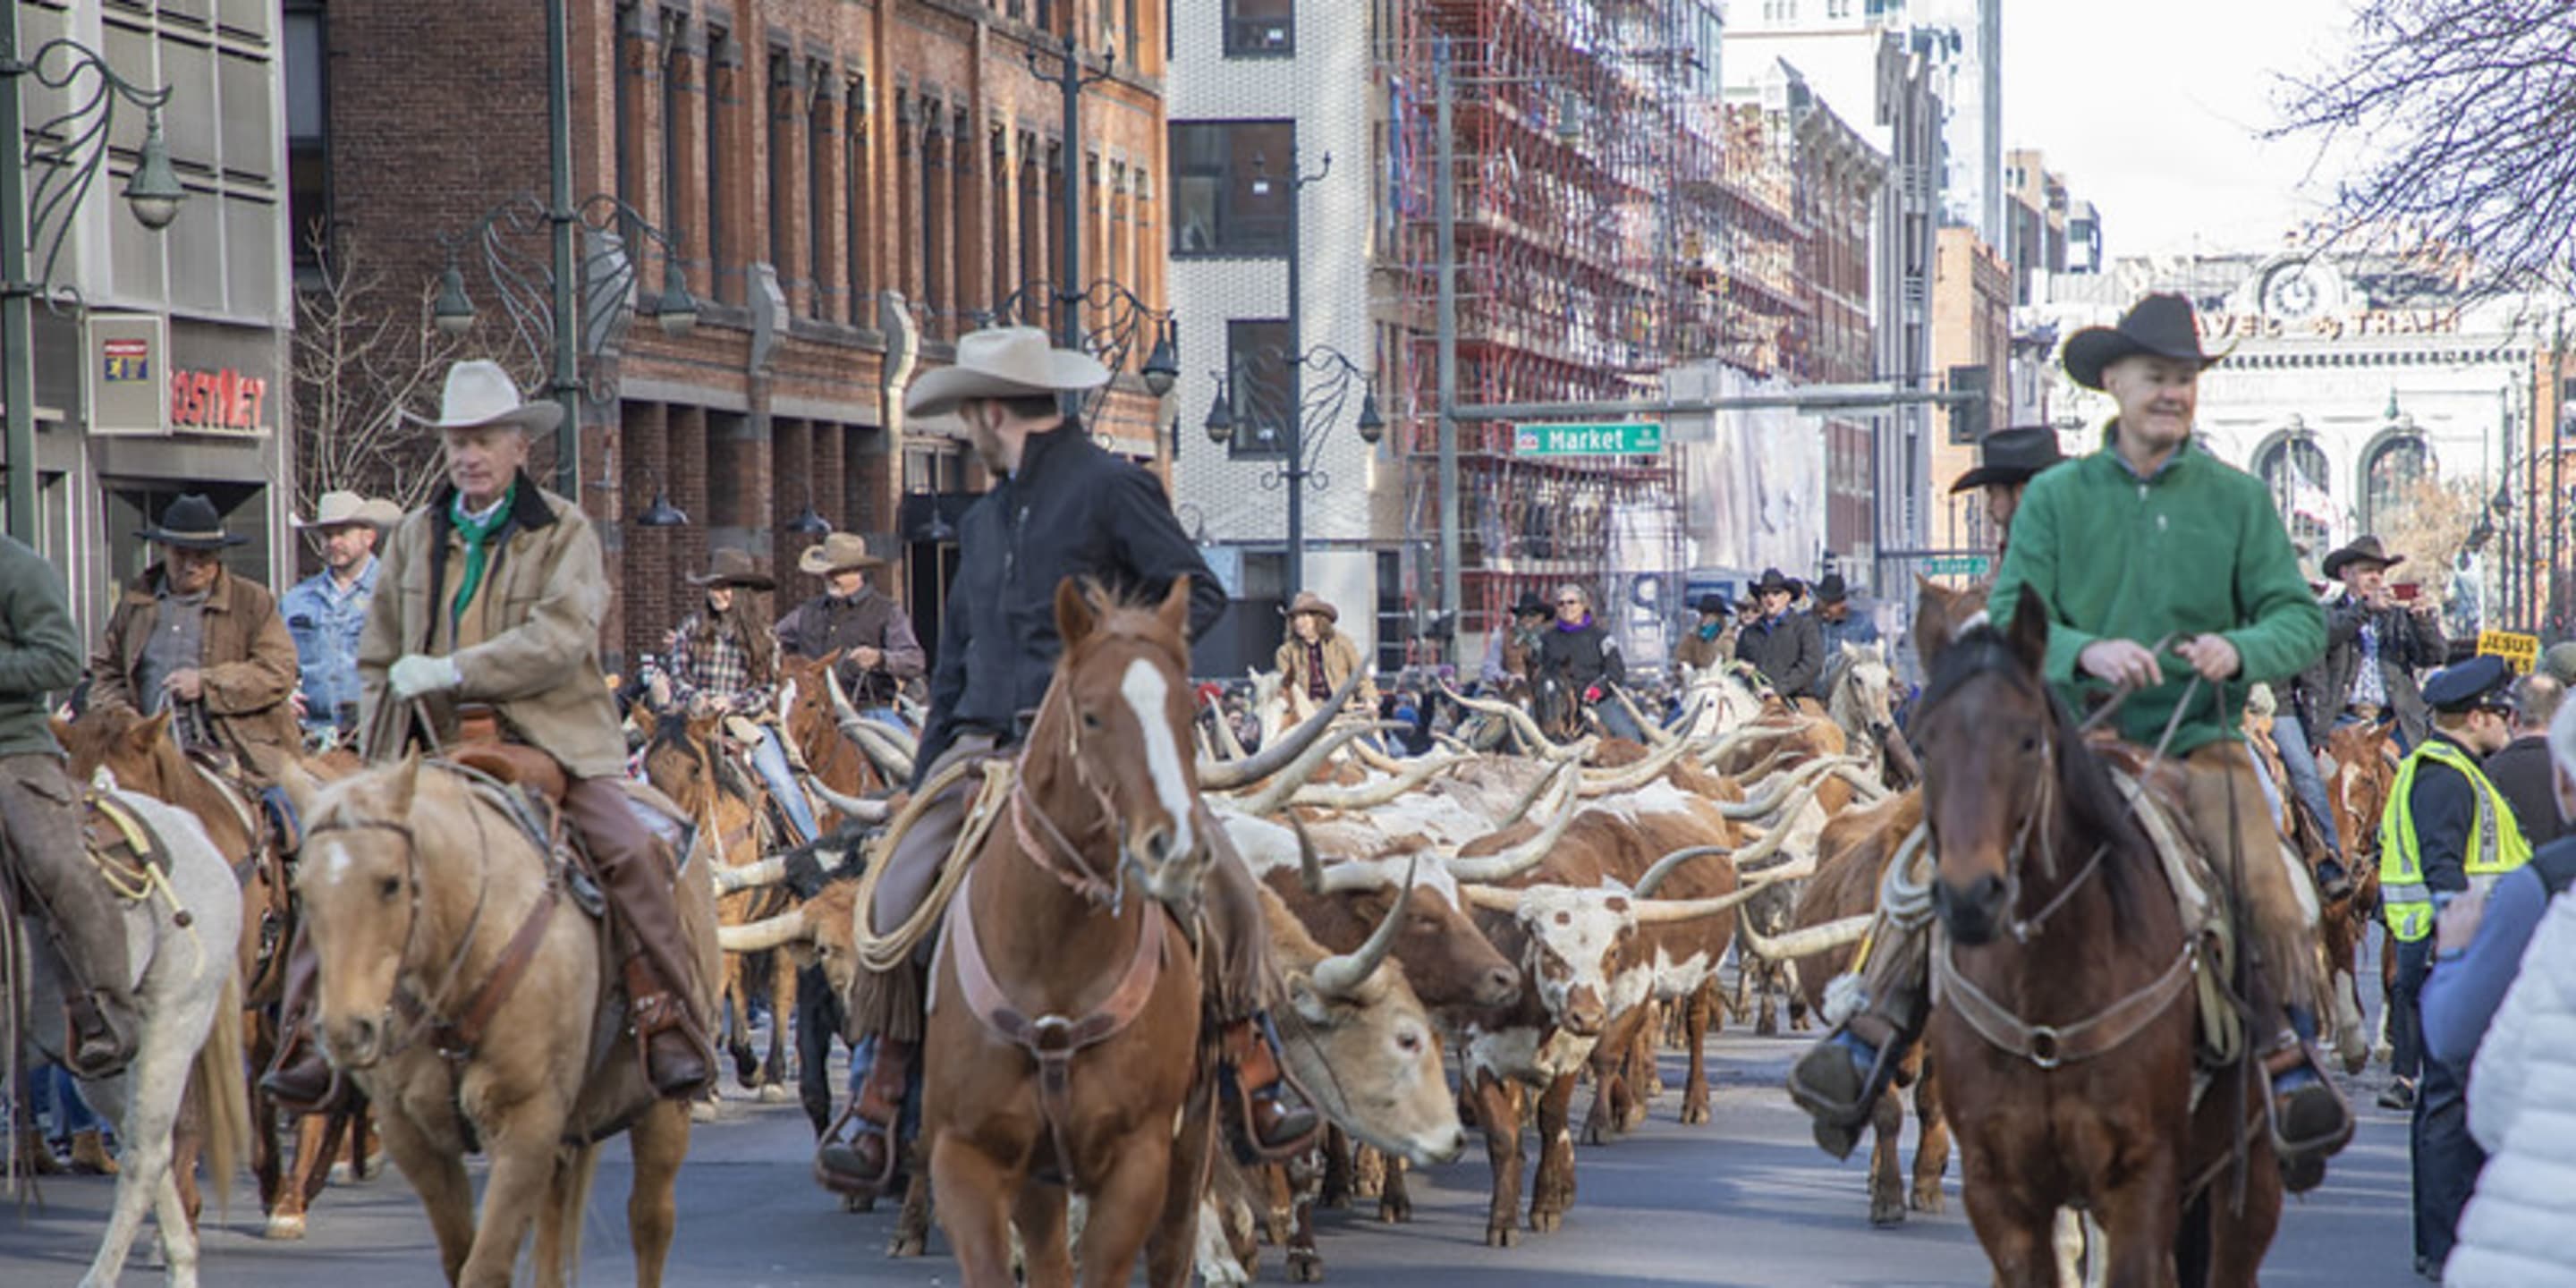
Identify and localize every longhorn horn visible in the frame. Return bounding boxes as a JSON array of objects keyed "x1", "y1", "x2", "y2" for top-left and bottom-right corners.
[
  {"x1": 827, "y1": 668, "x2": 916, "y2": 780},
  {"x1": 1210, "y1": 694, "x2": 1250, "y2": 760},
  {"x1": 803, "y1": 774, "x2": 894, "y2": 825},
  {"x1": 718, "y1": 909, "x2": 811, "y2": 953},
  {"x1": 1441, "y1": 682, "x2": 1580, "y2": 759},
  {"x1": 713, "y1": 835, "x2": 861, "y2": 894},
  {"x1": 1631, "y1": 844, "x2": 1739, "y2": 897},
  {"x1": 1737, "y1": 911, "x2": 1874, "y2": 961},
  {"x1": 1832, "y1": 761, "x2": 1891, "y2": 803},
  {"x1": 1713, "y1": 754, "x2": 1848, "y2": 820},
  {"x1": 1445, "y1": 771, "x2": 1582, "y2": 883},
  {"x1": 1499, "y1": 752, "x2": 1586, "y2": 828},
  {"x1": 1290, "y1": 751, "x2": 1463, "y2": 810},
  {"x1": 1629, "y1": 881, "x2": 1787, "y2": 924},
  {"x1": 1225, "y1": 723, "x2": 1402, "y2": 818},
  {"x1": 1576, "y1": 736, "x2": 1694, "y2": 797},
  {"x1": 1197, "y1": 667, "x2": 1368, "y2": 792},
  {"x1": 1296, "y1": 818, "x2": 1326, "y2": 894},
  {"x1": 1309, "y1": 852, "x2": 1419, "y2": 996},
  {"x1": 1458, "y1": 883, "x2": 1524, "y2": 913},
  {"x1": 1694, "y1": 718, "x2": 1802, "y2": 768}
]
